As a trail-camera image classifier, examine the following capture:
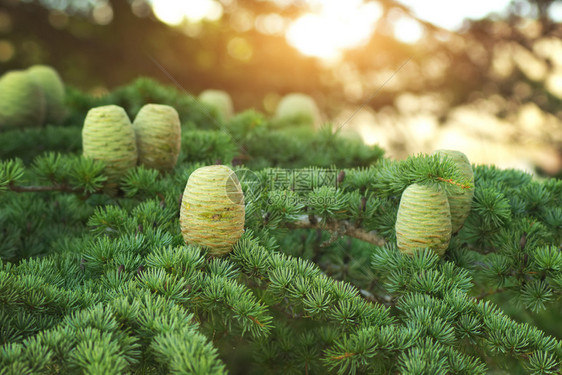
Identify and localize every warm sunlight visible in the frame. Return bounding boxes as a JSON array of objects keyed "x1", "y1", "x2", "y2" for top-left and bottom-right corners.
[
  {"x1": 285, "y1": 0, "x2": 382, "y2": 61},
  {"x1": 151, "y1": 0, "x2": 223, "y2": 26},
  {"x1": 399, "y1": 0, "x2": 512, "y2": 29},
  {"x1": 149, "y1": 0, "x2": 513, "y2": 61},
  {"x1": 393, "y1": 16, "x2": 424, "y2": 44}
]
